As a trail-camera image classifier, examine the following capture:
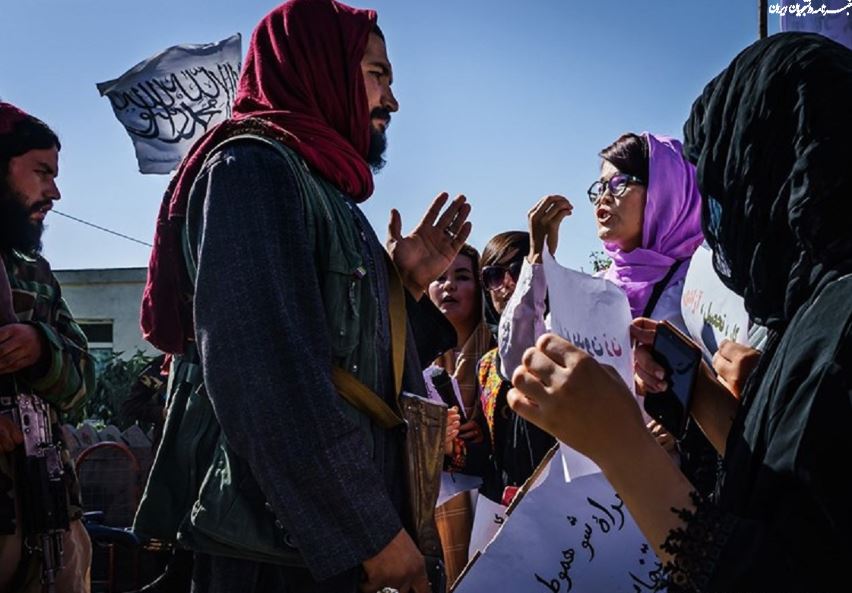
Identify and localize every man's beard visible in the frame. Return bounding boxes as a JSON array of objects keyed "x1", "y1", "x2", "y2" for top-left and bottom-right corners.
[
  {"x1": 366, "y1": 108, "x2": 391, "y2": 173},
  {"x1": 0, "y1": 184, "x2": 45, "y2": 255}
]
